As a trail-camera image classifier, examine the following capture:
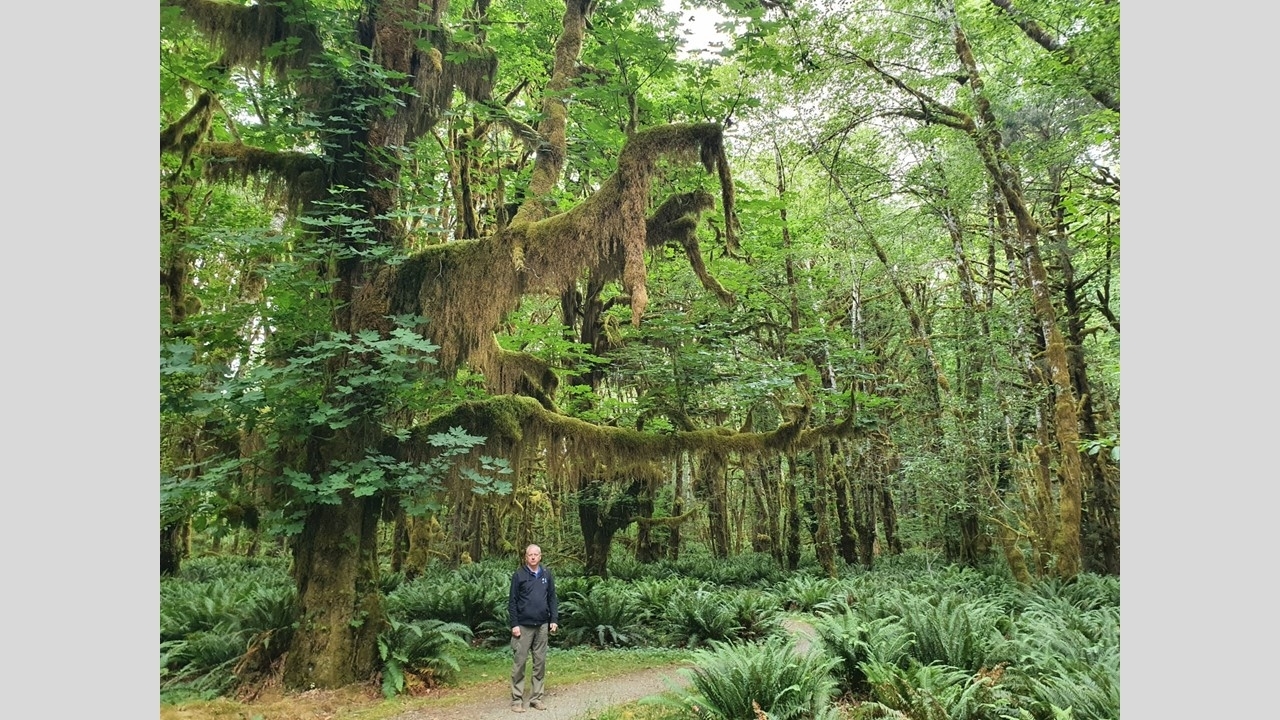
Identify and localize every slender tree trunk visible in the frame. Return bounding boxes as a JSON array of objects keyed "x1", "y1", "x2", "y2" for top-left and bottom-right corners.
[
  {"x1": 832, "y1": 441, "x2": 858, "y2": 565},
  {"x1": 940, "y1": 0, "x2": 1086, "y2": 577},
  {"x1": 634, "y1": 474, "x2": 658, "y2": 563},
  {"x1": 810, "y1": 446, "x2": 837, "y2": 576},
  {"x1": 878, "y1": 471, "x2": 903, "y2": 556},
  {"x1": 939, "y1": 201, "x2": 991, "y2": 567},
  {"x1": 1048, "y1": 186, "x2": 1120, "y2": 575},
  {"x1": 784, "y1": 455, "x2": 802, "y2": 570},
  {"x1": 747, "y1": 461, "x2": 773, "y2": 554},
  {"x1": 852, "y1": 459, "x2": 876, "y2": 569},
  {"x1": 668, "y1": 453, "x2": 685, "y2": 561},
  {"x1": 873, "y1": 435, "x2": 903, "y2": 557},
  {"x1": 767, "y1": 458, "x2": 786, "y2": 567}
]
